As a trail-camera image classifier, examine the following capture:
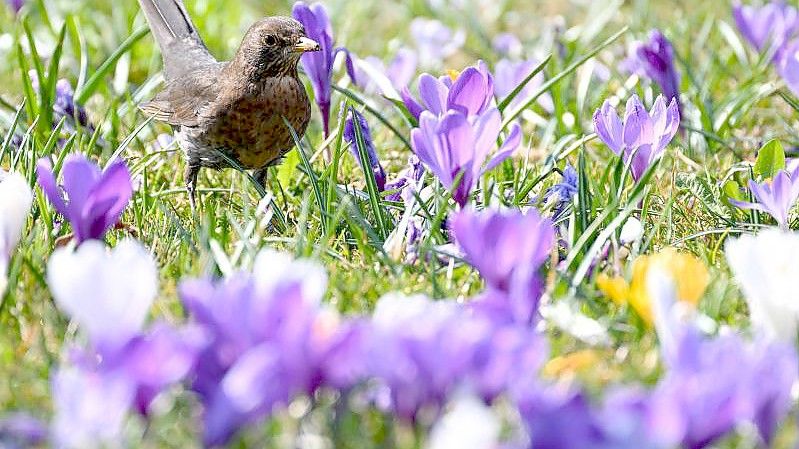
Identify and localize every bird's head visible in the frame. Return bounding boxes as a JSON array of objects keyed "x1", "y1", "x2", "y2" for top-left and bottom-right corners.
[{"x1": 234, "y1": 16, "x2": 320, "y2": 79}]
